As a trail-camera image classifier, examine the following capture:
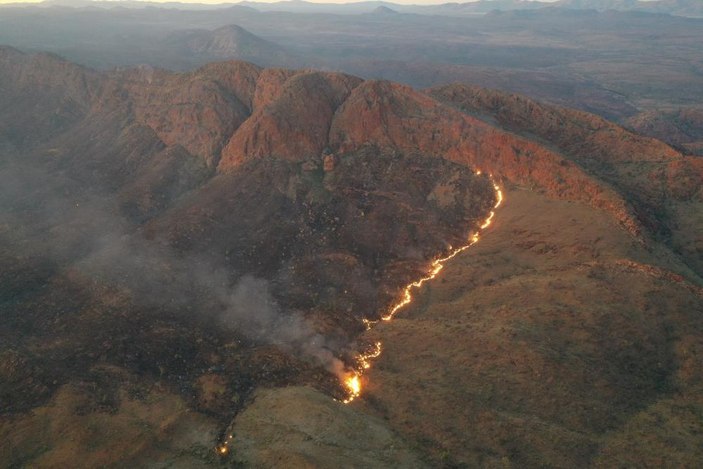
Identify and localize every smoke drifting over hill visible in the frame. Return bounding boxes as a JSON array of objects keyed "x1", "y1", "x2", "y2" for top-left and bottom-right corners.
[{"x1": 0, "y1": 156, "x2": 353, "y2": 385}]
